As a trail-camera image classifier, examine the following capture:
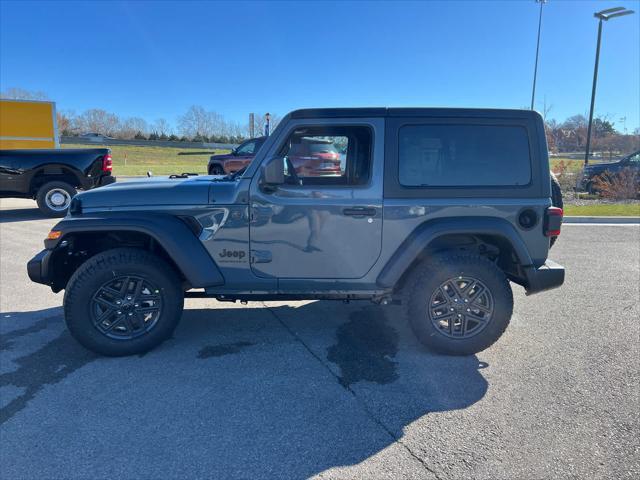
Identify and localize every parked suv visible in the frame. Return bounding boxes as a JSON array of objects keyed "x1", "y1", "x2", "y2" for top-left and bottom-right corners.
[
  {"x1": 576, "y1": 150, "x2": 640, "y2": 193},
  {"x1": 28, "y1": 108, "x2": 565, "y2": 357},
  {"x1": 208, "y1": 137, "x2": 266, "y2": 175}
]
